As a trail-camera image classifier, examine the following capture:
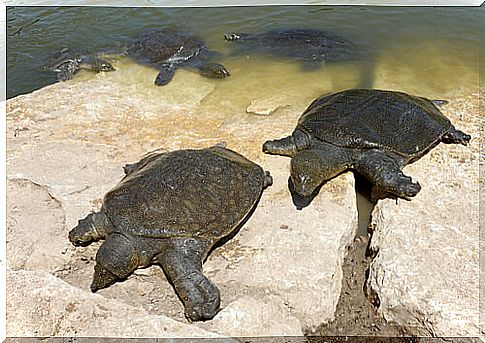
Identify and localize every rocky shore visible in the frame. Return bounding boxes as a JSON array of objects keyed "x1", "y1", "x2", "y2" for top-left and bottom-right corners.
[{"x1": 5, "y1": 61, "x2": 482, "y2": 339}]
